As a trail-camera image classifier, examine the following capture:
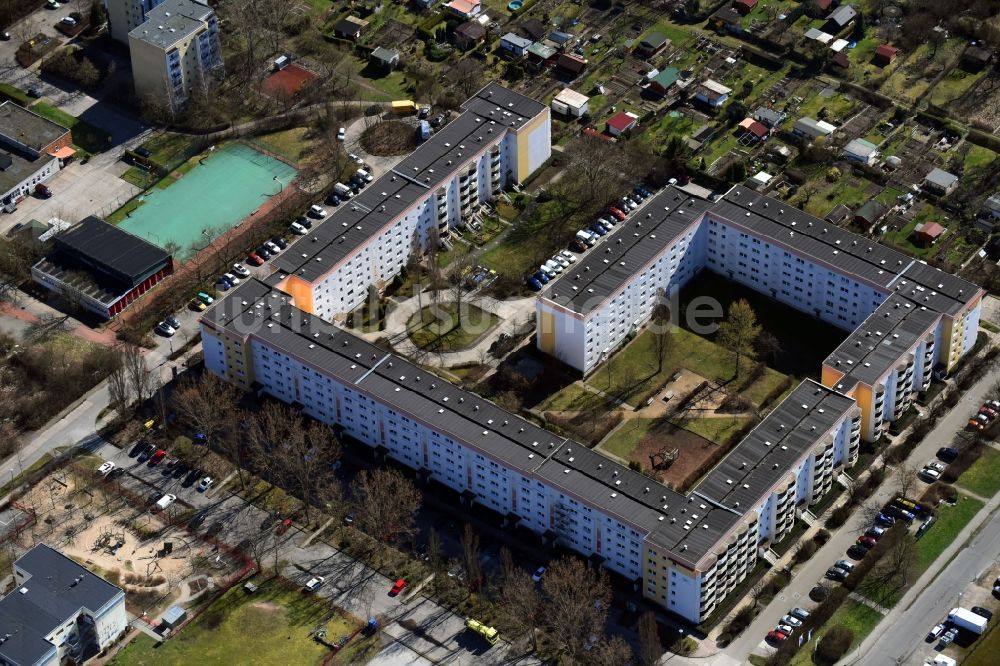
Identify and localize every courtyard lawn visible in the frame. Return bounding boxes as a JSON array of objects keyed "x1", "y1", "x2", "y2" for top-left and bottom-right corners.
[
  {"x1": 109, "y1": 580, "x2": 377, "y2": 666},
  {"x1": 599, "y1": 418, "x2": 656, "y2": 460},
  {"x1": 675, "y1": 416, "x2": 752, "y2": 445},
  {"x1": 740, "y1": 368, "x2": 789, "y2": 408},
  {"x1": 408, "y1": 302, "x2": 499, "y2": 352},
  {"x1": 956, "y1": 448, "x2": 1000, "y2": 498},
  {"x1": 249, "y1": 127, "x2": 313, "y2": 164},
  {"x1": 135, "y1": 132, "x2": 200, "y2": 169},
  {"x1": 914, "y1": 493, "x2": 984, "y2": 572},
  {"x1": 542, "y1": 383, "x2": 614, "y2": 413}
]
